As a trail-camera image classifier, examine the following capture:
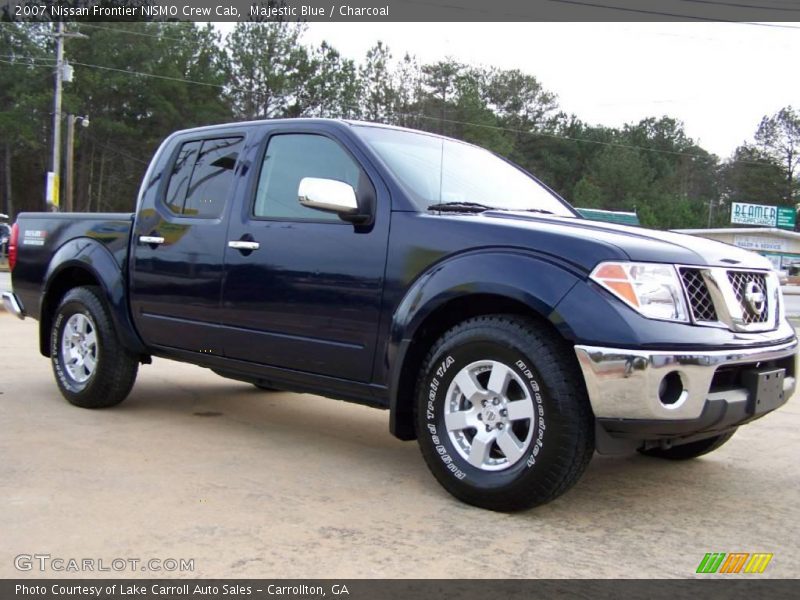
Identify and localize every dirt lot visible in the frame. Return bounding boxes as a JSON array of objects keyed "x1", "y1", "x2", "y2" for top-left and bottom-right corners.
[{"x1": 1, "y1": 312, "x2": 798, "y2": 579}]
